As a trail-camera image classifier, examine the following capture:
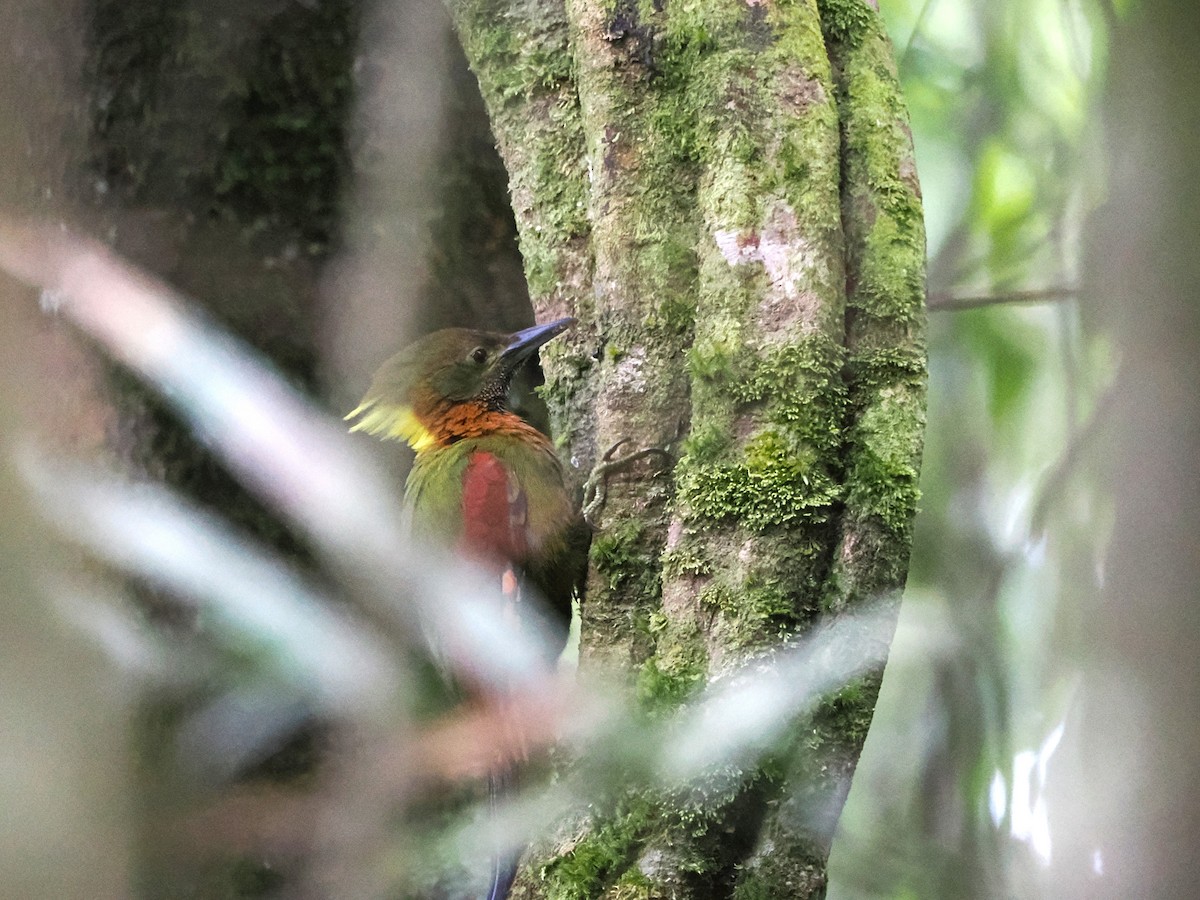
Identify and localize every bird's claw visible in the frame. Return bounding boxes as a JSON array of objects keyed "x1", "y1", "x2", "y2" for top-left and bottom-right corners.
[{"x1": 582, "y1": 439, "x2": 674, "y2": 525}]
